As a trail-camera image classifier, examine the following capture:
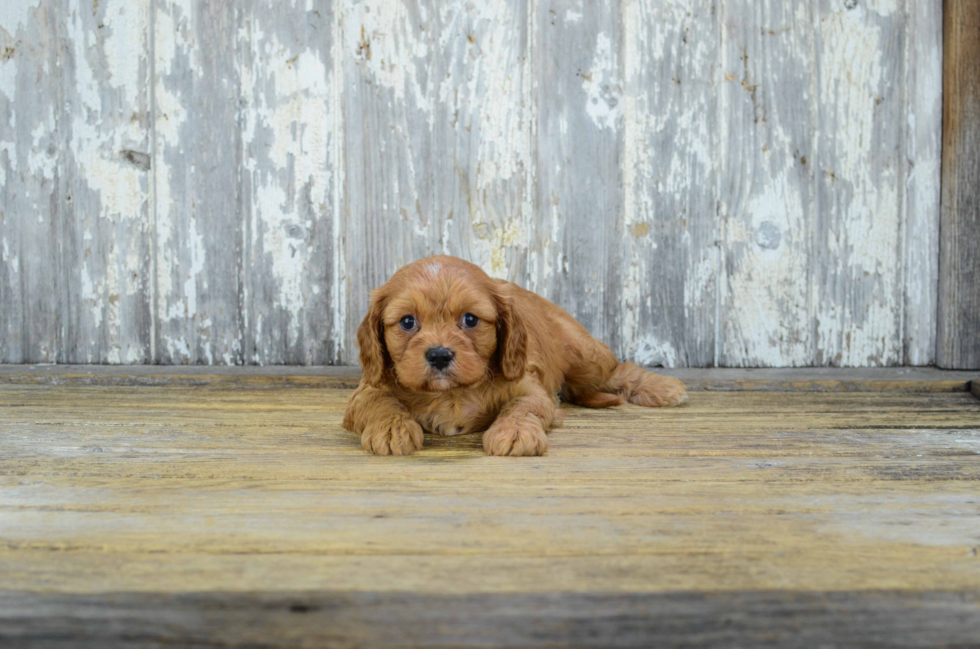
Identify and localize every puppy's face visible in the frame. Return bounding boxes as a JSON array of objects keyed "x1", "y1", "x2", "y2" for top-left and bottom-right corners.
[
  {"x1": 382, "y1": 272, "x2": 498, "y2": 391},
  {"x1": 357, "y1": 257, "x2": 526, "y2": 391}
]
